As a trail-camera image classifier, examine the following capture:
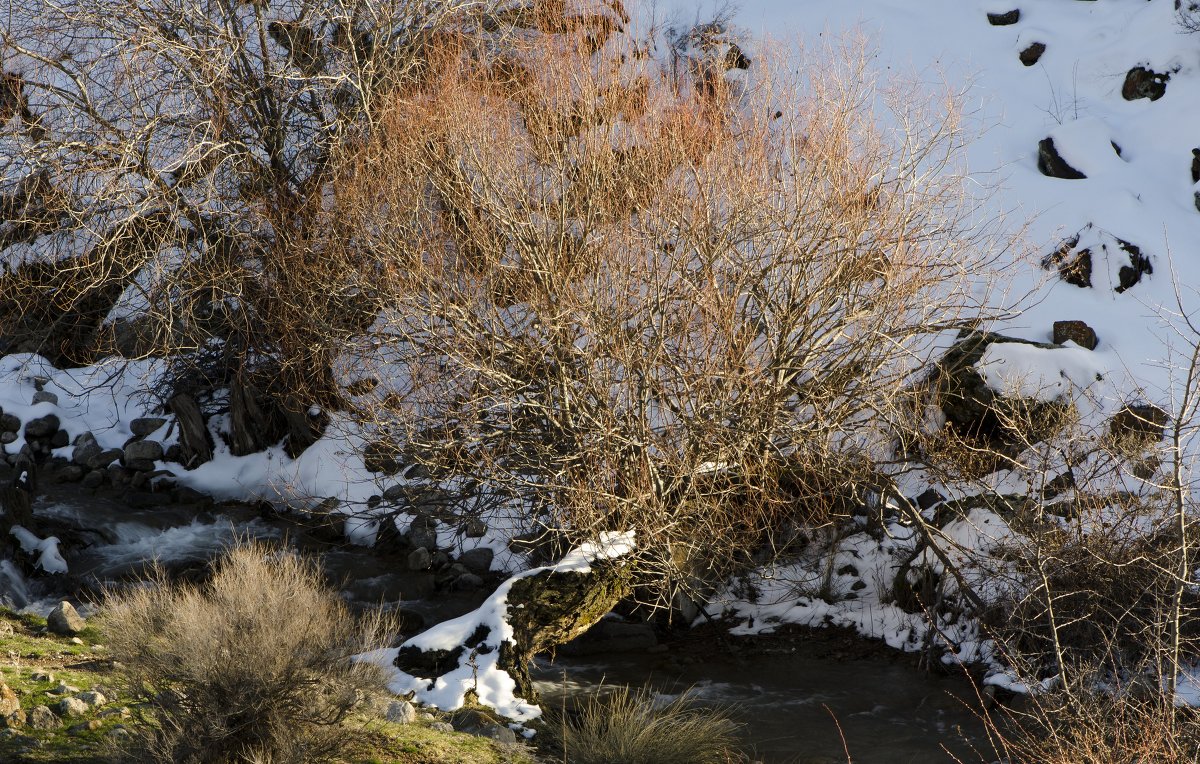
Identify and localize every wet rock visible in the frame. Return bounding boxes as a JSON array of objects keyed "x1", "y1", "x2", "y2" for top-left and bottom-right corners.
[
  {"x1": 458, "y1": 547, "x2": 494, "y2": 574},
  {"x1": 26, "y1": 705, "x2": 60, "y2": 730},
  {"x1": 126, "y1": 491, "x2": 173, "y2": 508},
  {"x1": 31, "y1": 390, "x2": 57, "y2": 406},
  {"x1": 987, "y1": 9, "x2": 1019, "y2": 25},
  {"x1": 1019, "y1": 42, "x2": 1045, "y2": 66},
  {"x1": 23, "y1": 414, "x2": 60, "y2": 439},
  {"x1": 384, "y1": 700, "x2": 416, "y2": 724},
  {"x1": 57, "y1": 464, "x2": 84, "y2": 482},
  {"x1": 1038, "y1": 137, "x2": 1086, "y2": 179},
  {"x1": 1122, "y1": 66, "x2": 1169, "y2": 101},
  {"x1": 129, "y1": 417, "x2": 167, "y2": 437},
  {"x1": 408, "y1": 547, "x2": 432, "y2": 571},
  {"x1": 47, "y1": 601, "x2": 85, "y2": 636},
  {"x1": 836, "y1": 564, "x2": 859, "y2": 577},
  {"x1": 1053, "y1": 320, "x2": 1098, "y2": 350},
  {"x1": 81, "y1": 470, "x2": 104, "y2": 490}
]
